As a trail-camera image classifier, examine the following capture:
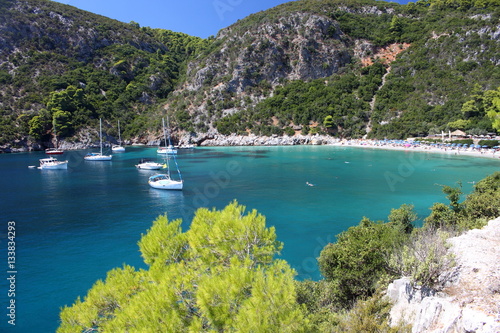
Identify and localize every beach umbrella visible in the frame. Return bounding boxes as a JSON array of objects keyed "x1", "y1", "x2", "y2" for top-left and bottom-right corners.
[{"x1": 482, "y1": 145, "x2": 489, "y2": 148}]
